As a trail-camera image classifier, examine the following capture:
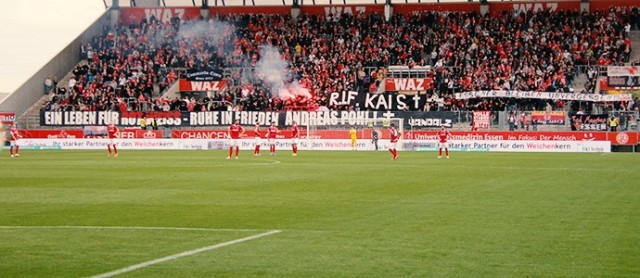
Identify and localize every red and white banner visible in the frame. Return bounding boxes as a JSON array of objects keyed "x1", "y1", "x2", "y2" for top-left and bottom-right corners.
[
  {"x1": 607, "y1": 132, "x2": 639, "y2": 145},
  {"x1": 489, "y1": 1, "x2": 581, "y2": 16},
  {"x1": 384, "y1": 78, "x2": 433, "y2": 92},
  {"x1": 120, "y1": 129, "x2": 163, "y2": 139},
  {"x1": 120, "y1": 8, "x2": 202, "y2": 25},
  {"x1": 603, "y1": 66, "x2": 640, "y2": 89},
  {"x1": 531, "y1": 111, "x2": 566, "y2": 125},
  {"x1": 0, "y1": 112, "x2": 16, "y2": 124},
  {"x1": 472, "y1": 111, "x2": 491, "y2": 129},
  {"x1": 599, "y1": 77, "x2": 640, "y2": 90},
  {"x1": 590, "y1": 0, "x2": 640, "y2": 12},
  {"x1": 211, "y1": 6, "x2": 290, "y2": 15},
  {"x1": 607, "y1": 66, "x2": 640, "y2": 77},
  {"x1": 393, "y1": 3, "x2": 480, "y2": 14},
  {"x1": 300, "y1": 5, "x2": 383, "y2": 17},
  {"x1": 19, "y1": 129, "x2": 84, "y2": 139},
  {"x1": 19, "y1": 129, "x2": 162, "y2": 139},
  {"x1": 179, "y1": 80, "x2": 228, "y2": 92}
]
